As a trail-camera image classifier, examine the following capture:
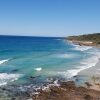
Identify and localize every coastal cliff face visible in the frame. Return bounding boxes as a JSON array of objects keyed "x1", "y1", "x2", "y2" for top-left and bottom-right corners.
[
  {"x1": 33, "y1": 81, "x2": 100, "y2": 100},
  {"x1": 1, "y1": 81, "x2": 100, "y2": 100},
  {"x1": 67, "y1": 33, "x2": 100, "y2": 46}
]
